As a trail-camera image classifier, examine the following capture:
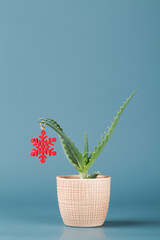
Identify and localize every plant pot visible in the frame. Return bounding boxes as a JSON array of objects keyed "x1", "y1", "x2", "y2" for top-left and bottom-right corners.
[{"x1": 56, "y1": 175, "x2": 111, "y2": 227}]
